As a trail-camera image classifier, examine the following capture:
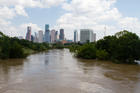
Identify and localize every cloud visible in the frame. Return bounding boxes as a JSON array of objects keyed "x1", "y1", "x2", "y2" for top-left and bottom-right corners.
[
  {"x1": 0, "y1": 0, "x2": 66, "y2": 37},
  {"x1": 0, "y1": 0, "x2": 140, "y2": 40},
  {"x1": 41, "y1": 0, "x2": 66, "y2": 8},
  {"x1": 56, "y1": 0, "x2": 140, "y2": 40},
  {"x1": 0, "y1": 0, "x2": 66, "y2": 8},
  {"x1": 0, "y1": 6, "x2": 16, "y2": 19},
  {"x1": 15, "y1": 5, "x2": 28, "y2": 17},
  {"x1": 19, "y1": 23, "x2": 42, "y2": 37},
  {"x1": 118, "y1": 17, "x2": 140, "y2": 35}
]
